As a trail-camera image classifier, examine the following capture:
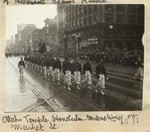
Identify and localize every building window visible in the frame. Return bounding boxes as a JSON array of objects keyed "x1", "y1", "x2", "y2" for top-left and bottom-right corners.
[
  {"x1": 105, "y1": 13, "x2": 114, "y2": 22},
  {"x1": 127, "y1": 14, "x2": 135, "y2": 23},
  {"x1": 116, "y1": 5, "x2": 125, "y2": 12},
  {"x1": 116, "y1": 14, "x2": 124, "y2": 23},
  {"x1": 137, "y1": 15, "x2": 144, "y2": 24},
  {"x1": 138, "y1": 5, "x2": 144, "y2": 14},
  {"x1": 88, "y1": 16, "x2": 92, "y2": 25},
  {"x1": 127, "y1": 5, "x2": 136, "y2": 14}
]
